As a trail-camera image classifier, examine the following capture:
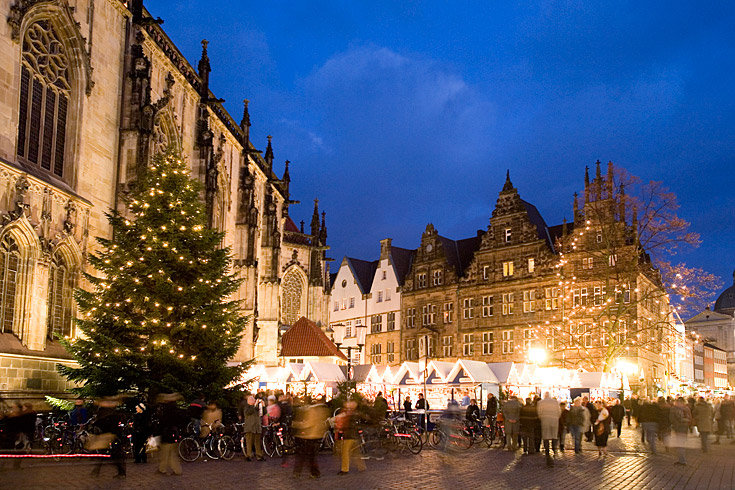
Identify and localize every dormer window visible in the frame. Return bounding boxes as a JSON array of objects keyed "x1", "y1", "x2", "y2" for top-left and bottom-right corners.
[{"x1": 504, "y1": 228, "x2": 512, "y2": 243}]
